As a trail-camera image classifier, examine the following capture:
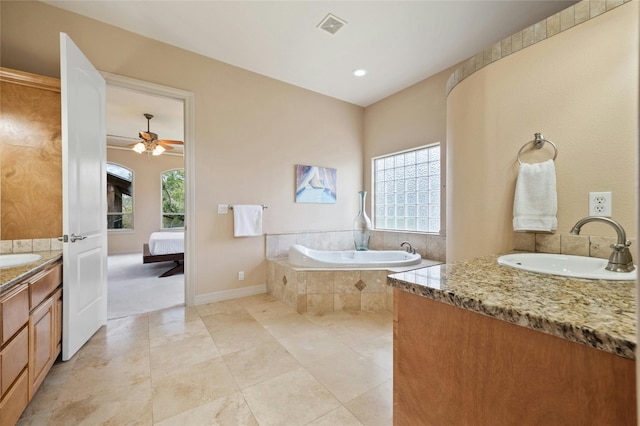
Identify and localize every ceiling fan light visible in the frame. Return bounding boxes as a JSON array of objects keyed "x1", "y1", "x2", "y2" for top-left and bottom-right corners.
[
  {"x1": 152, "y1": 145, "x2": 165, "y2": 156},
  {"x1": 132, "y1": 142, "x2": 146, "y2": 153}
]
